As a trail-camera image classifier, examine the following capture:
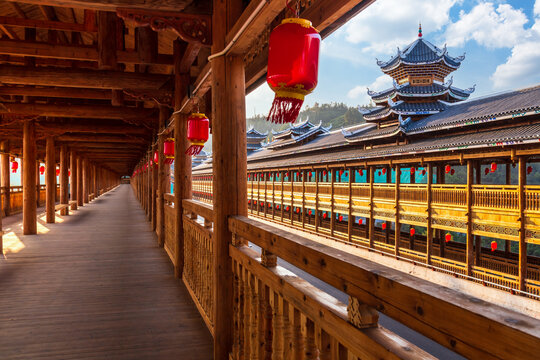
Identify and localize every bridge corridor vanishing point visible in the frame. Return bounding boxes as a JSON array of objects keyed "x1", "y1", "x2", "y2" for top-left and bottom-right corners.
[{"x1": 0, "y1": 184, "x2": 213, "y2": 359}]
